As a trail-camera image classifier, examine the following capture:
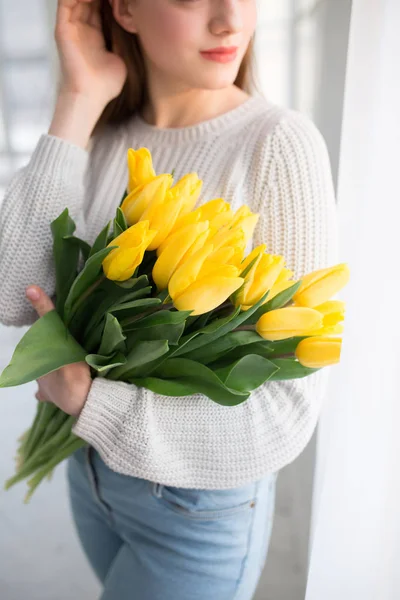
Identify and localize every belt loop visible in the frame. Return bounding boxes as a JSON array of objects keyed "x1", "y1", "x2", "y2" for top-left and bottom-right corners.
[{"x1": 153, "y1": 482, "x2": 163, "y2": 497}]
